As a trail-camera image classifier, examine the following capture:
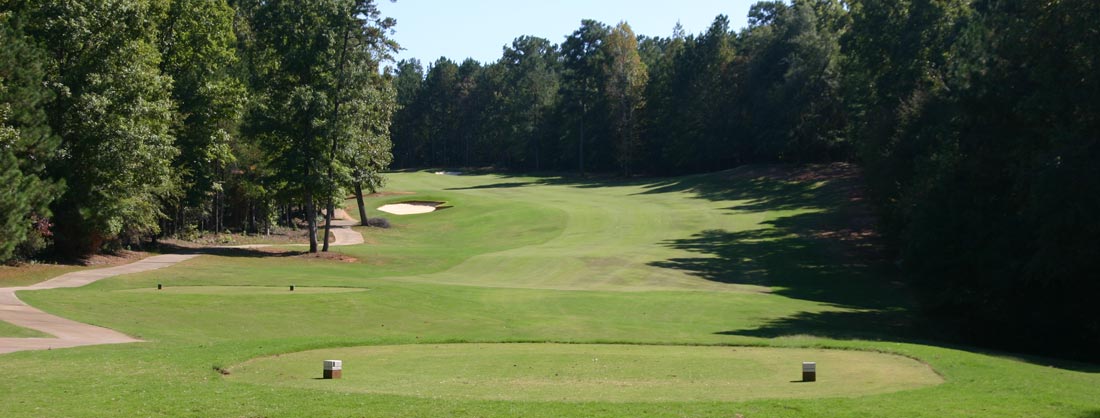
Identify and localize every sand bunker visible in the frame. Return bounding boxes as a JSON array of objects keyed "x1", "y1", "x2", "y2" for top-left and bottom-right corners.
[
  {"x1": 377, "y1": 201, "x2": 444, "y2": 215},
  {"x1": 228, "y1": 343, "x2": 943, "y2": 402}
]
